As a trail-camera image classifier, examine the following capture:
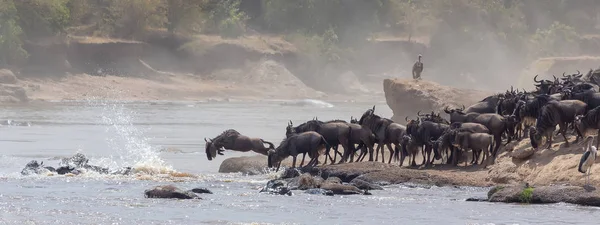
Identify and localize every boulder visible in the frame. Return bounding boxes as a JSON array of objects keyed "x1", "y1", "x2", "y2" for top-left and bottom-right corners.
[
  {"x1": 144, "y1": 185, "x2": 200, "y2": 199},
  {"x1": 0, "y1": 84, "x2": 28, "y2": 103},
  {"x1": 383, "y1": 78, "x2": 490, "y2": 122},
  {"x1": 0, "y1": 69, "x2": 17, "y2": 84},
  {"x1": 350, "y1": 178, "x2": 384, "y2": 190},
  {"x1": 487, "y1": 184, "x2": 600, "y2": 207},
  {"x1": 190, "y1": 188, "x2": 213, "y2": 194},
  {"x1": 218, "y1": 155, "x2": 292, "y2": 175}
]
